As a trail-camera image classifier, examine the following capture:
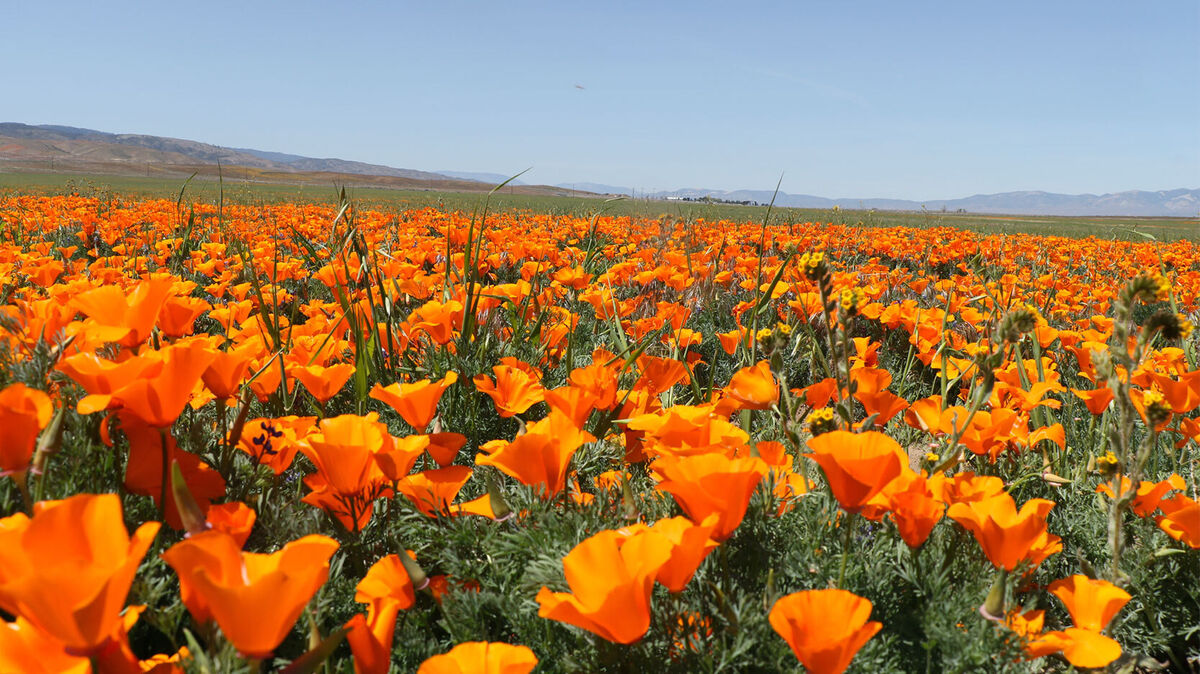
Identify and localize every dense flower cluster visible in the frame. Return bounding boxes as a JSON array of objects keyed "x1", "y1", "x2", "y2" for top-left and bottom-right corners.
[{"x1": 0, "y1": 194, "x2": 1196, "y2": 671}]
